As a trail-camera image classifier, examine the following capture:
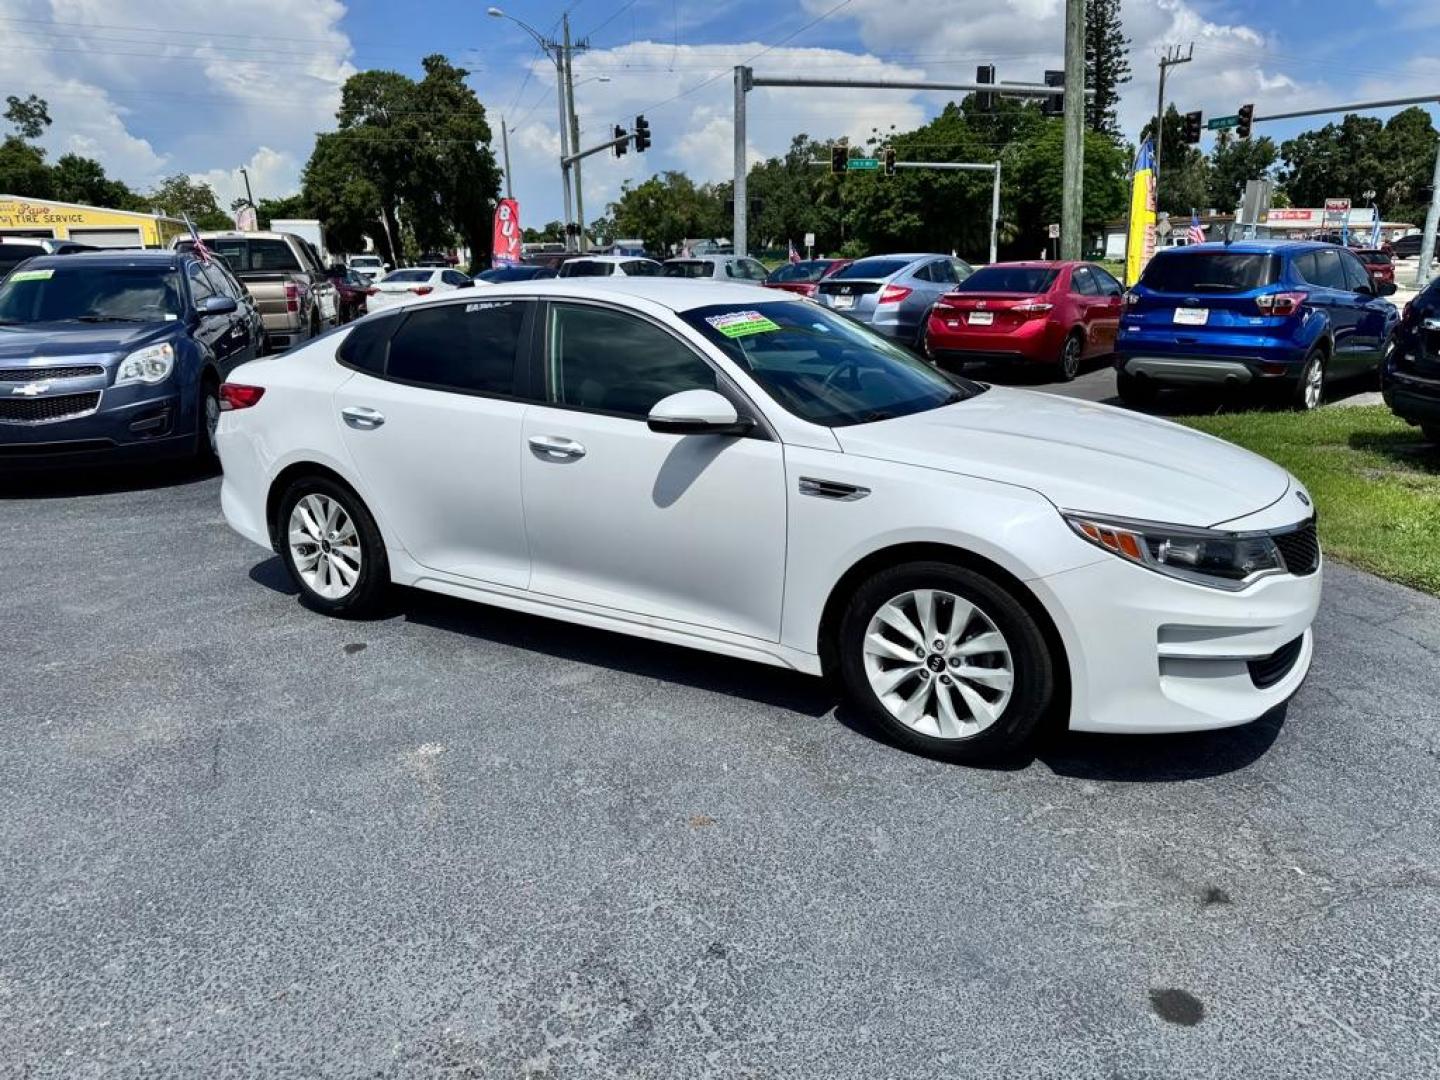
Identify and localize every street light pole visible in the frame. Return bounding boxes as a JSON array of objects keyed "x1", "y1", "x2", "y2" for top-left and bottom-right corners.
[
  {"x1": 1153, "y1": 44, "x2": 1193, "y2": 210},
  {"x1": 562, "y1": 15, "x2": 586, "y2": 252},
  {"x1": 239, "y1": 167, "x2": 255, "y2": 208}
]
